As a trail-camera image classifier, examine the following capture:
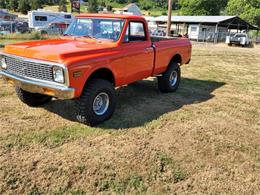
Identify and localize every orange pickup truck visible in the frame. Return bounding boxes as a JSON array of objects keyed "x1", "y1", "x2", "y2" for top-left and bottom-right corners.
[{"x1": 0, "y1": 14, "x2": 192, "y2": 126}]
